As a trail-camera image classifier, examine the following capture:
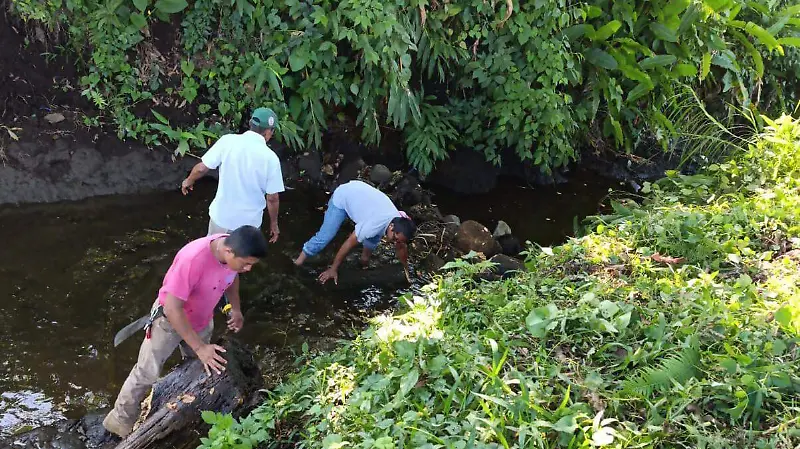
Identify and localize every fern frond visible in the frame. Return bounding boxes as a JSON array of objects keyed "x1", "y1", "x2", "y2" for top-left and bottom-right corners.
[{"x1": 621, "y1": 344, "x2": 701, "y2": 397}]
